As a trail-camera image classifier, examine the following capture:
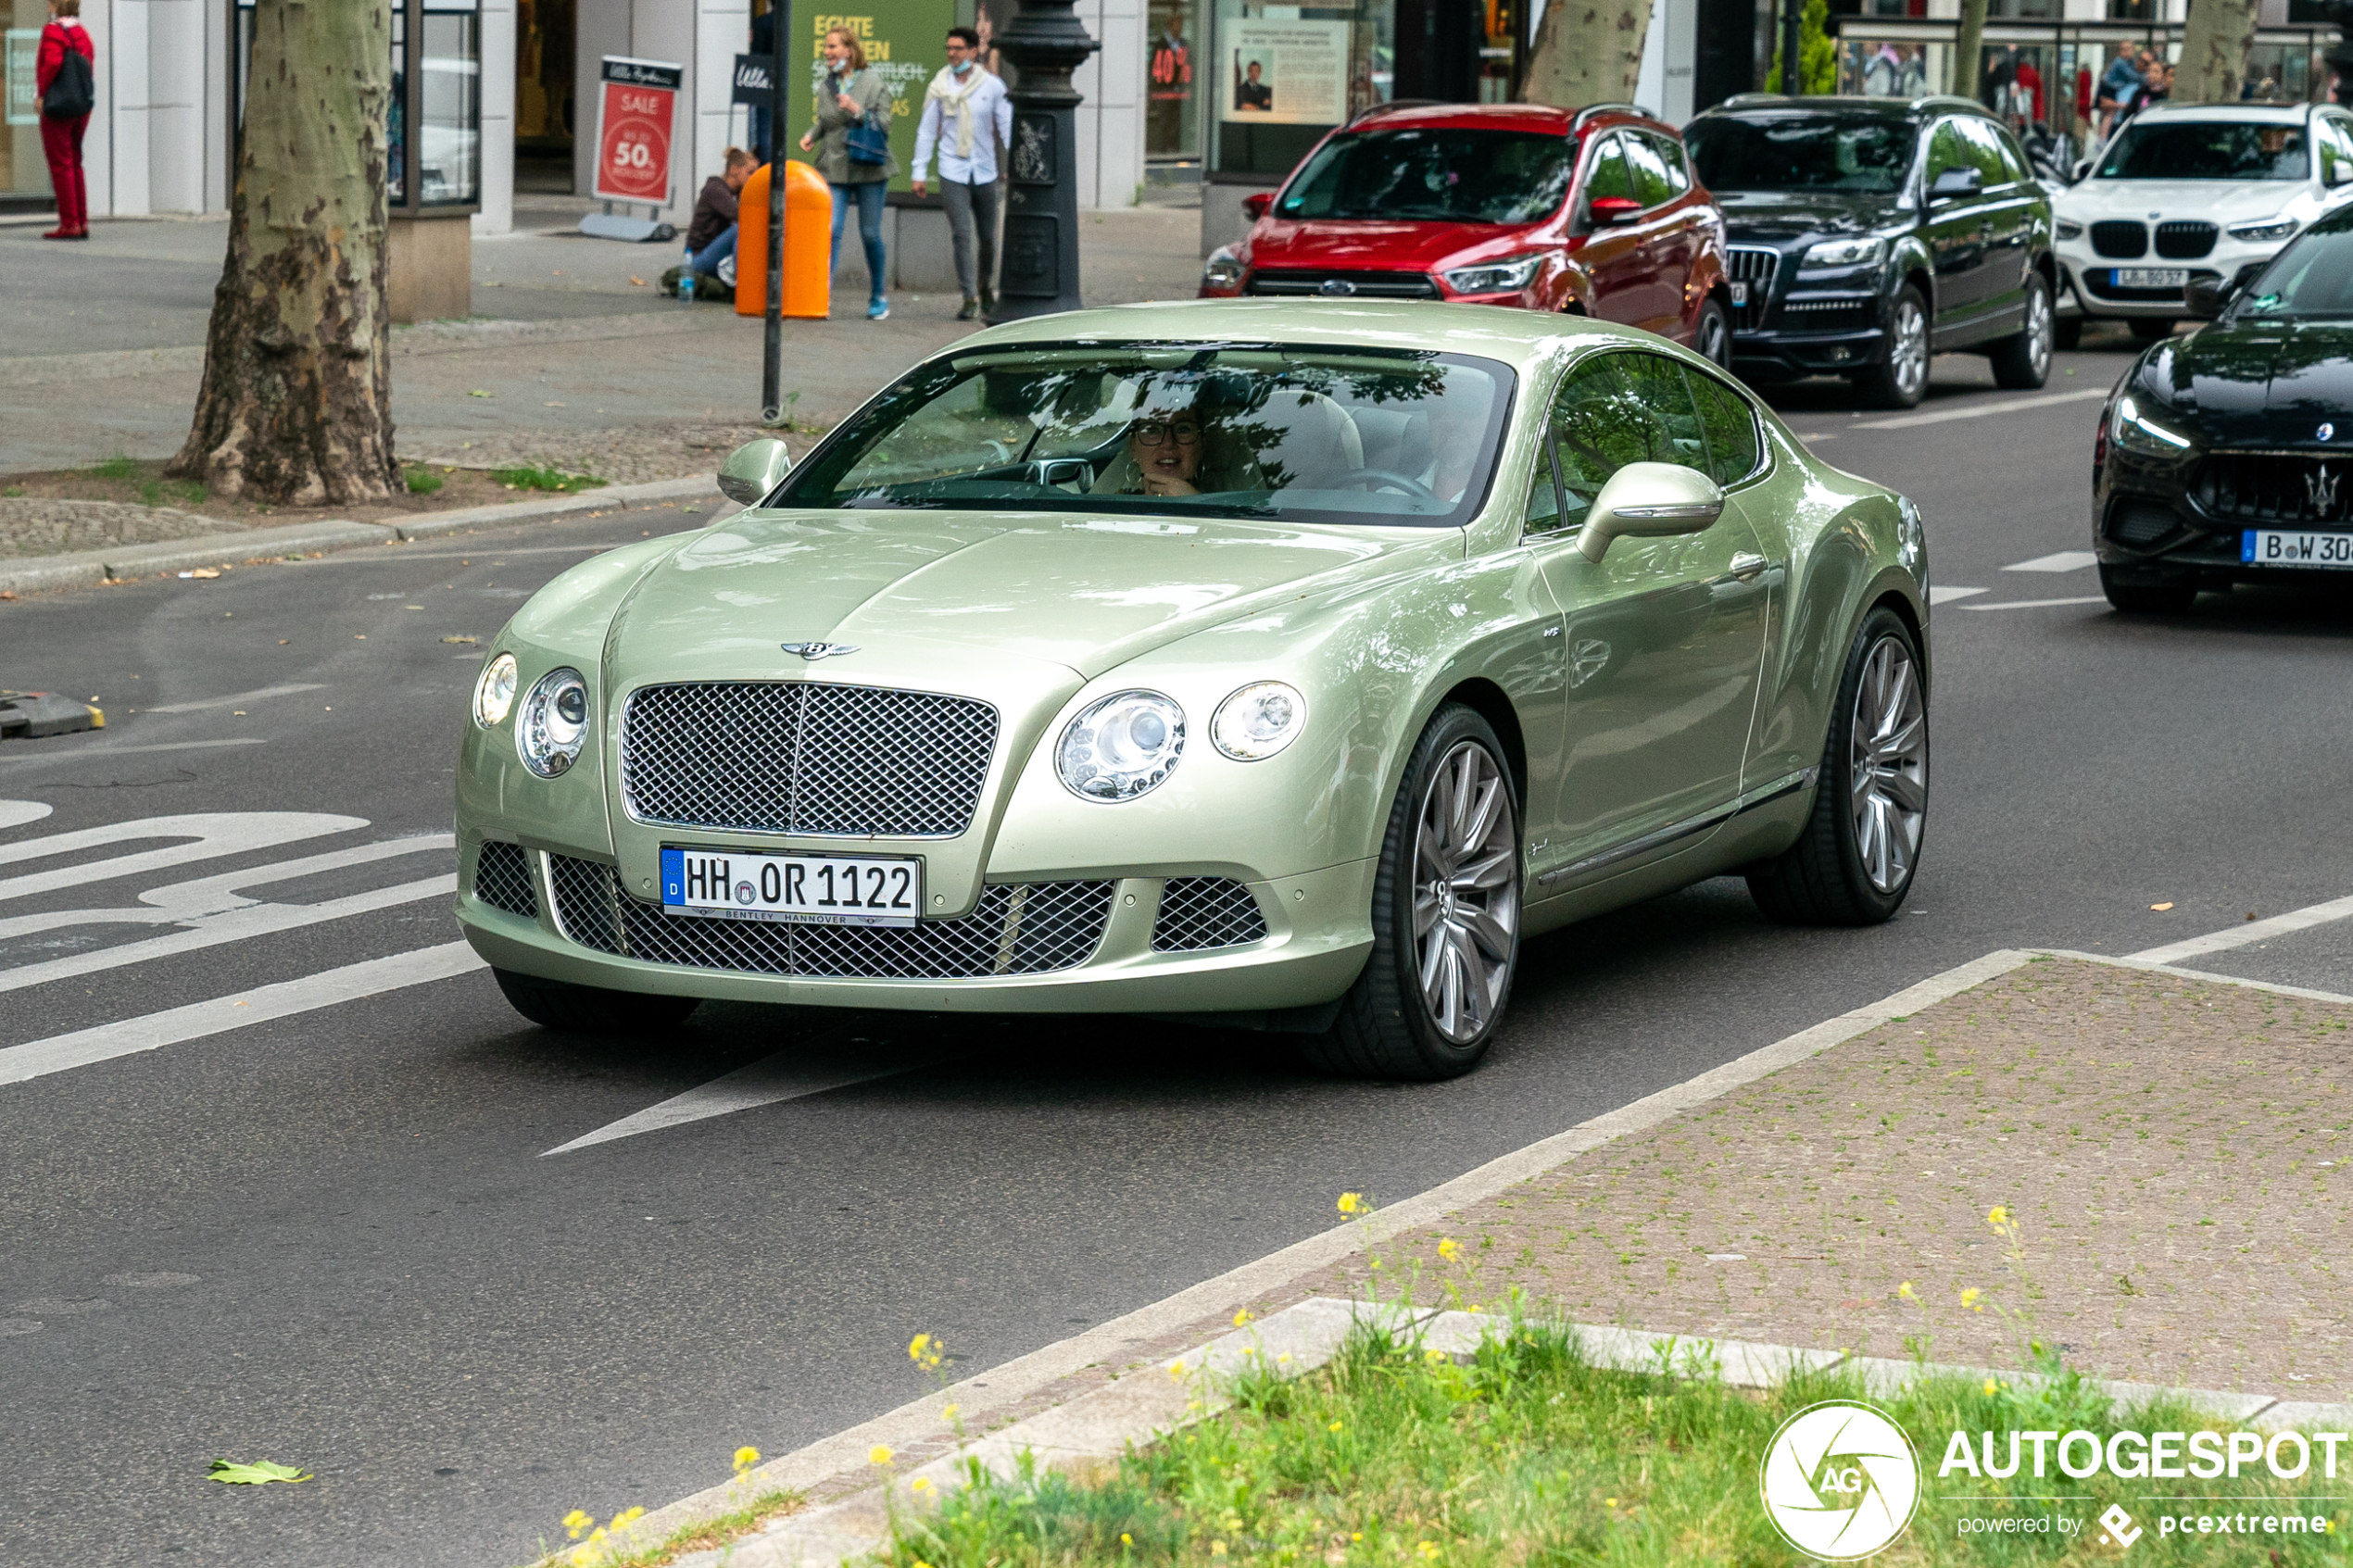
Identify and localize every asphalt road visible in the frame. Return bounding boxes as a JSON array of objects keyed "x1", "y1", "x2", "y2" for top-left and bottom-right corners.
[{"x1": 5, "y1": 337, "x2": 2350, "y2": 1568}]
